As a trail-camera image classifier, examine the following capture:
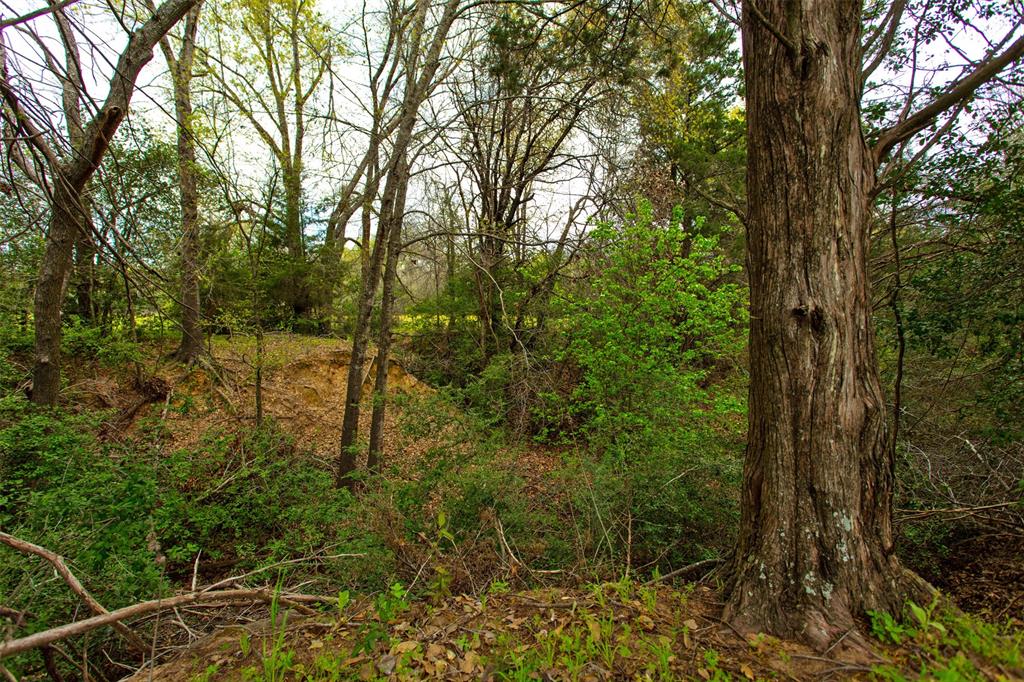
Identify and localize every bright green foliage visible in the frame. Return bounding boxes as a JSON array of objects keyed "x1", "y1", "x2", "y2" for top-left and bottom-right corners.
[
  {"x1": 565, "y1": 201, "x2": 747, "y2": 457},
  {"x1": 869, "y1": 601, "x2": 1024, "y2": 681},
  {"x1": 558, "y1": 201, "x2": 747, "y2": 567},
  {"x1": 0, "y1": 398, "x2": 168, "y2": 675}
]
